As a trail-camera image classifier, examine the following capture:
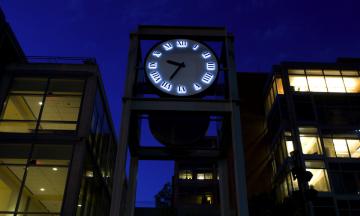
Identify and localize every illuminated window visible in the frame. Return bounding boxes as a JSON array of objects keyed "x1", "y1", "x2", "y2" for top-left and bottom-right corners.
[
  {"x1": 204, "y1": 173, "x2": 213, "y2": 180},
  {"x1": 0, "y1": 78, "x2": 84, "y2": 133},
  {"x1": 346, "y1": 139, "x2": 360, "y2": 158},
  {"x1": 276, "y1": 78, "x2": 284, "y2": 94},
  {"x1": 325, "y1": 77, "x2": 346, "y2": 92},
  {"x1": 289, "y1": 76, "x2": 309, "y2": 92},
  {"x1": 197, "y1": 173, "x2": 204, "y2": 180},
  {"x1": 323, "y1": 139, "x2": 336, "y2": 157},
  {"x1": 205, "y1": 194, "x2": 213, "y2": 205},
  {"x1": 307, "y1": 76, "x2": 327, "y2": 92},
  {"x1": 305, "y1": 161, "x2": 330, "y2": 192},
  {"x1": 300, "y1": 136, "x2": 322, "y2": 155},
  {"x1": 179, "y1": 170, "x2": 192, "y2": 180},
  {"x1": 286, "y1": 140, "x2": 294, "y2": 156},
  {"x1": 343, "y1": 77, "x2": 360, "y2": 93},
  {"x1": 333, "y1": 139, "x2": 350, "y2": 157}
]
